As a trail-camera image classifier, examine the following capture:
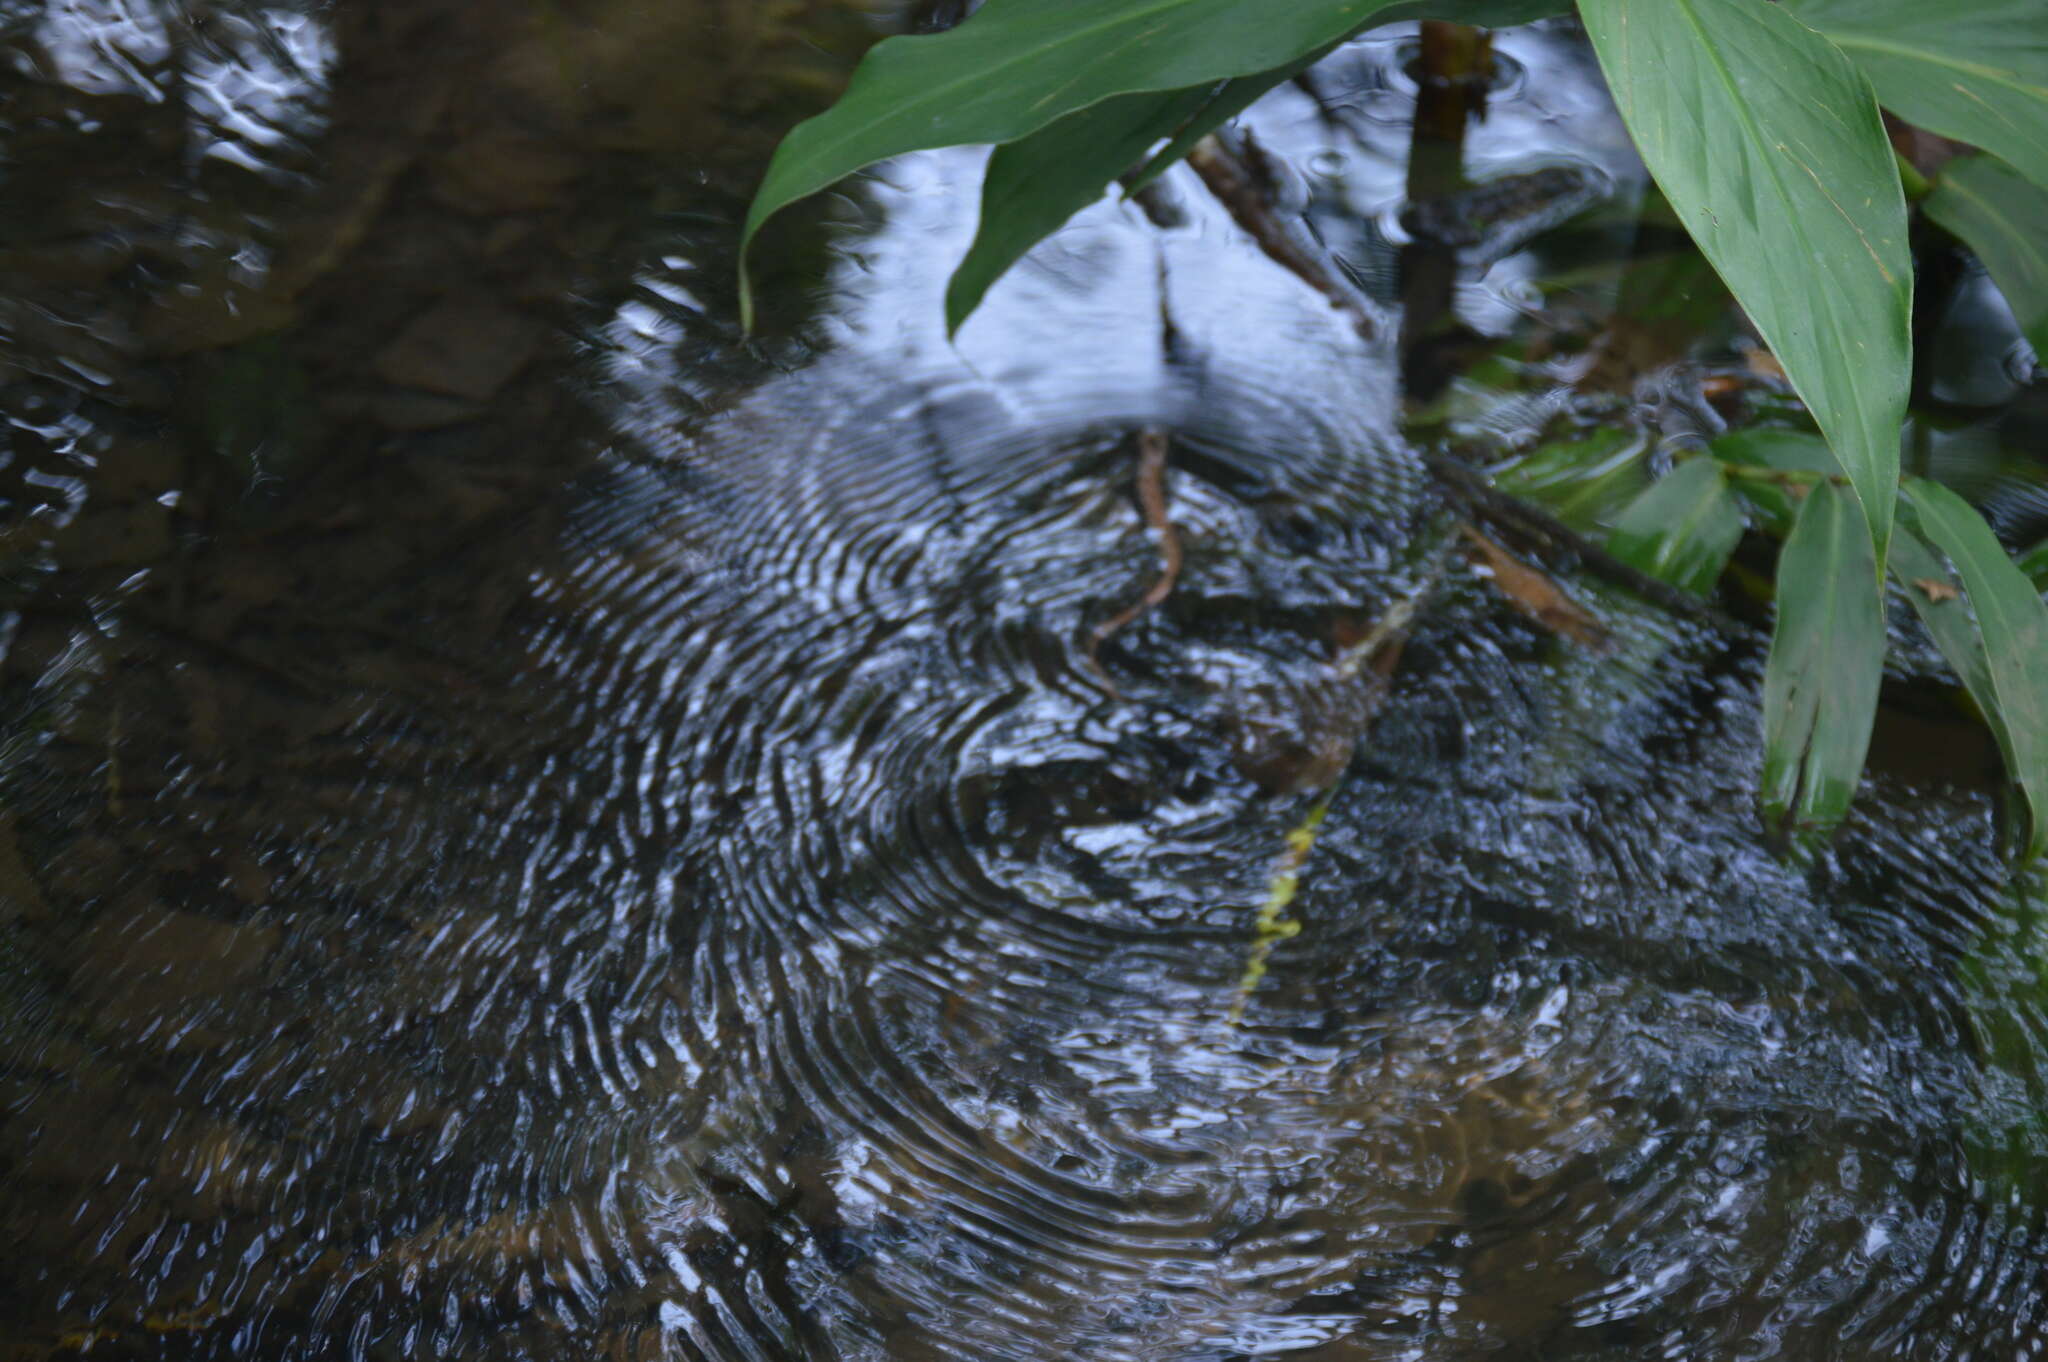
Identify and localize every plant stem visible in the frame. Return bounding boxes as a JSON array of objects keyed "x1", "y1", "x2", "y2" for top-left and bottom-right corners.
[
  {"x1": 1894, "y1": 150, "x2": 1933, "y2": 203},
  {"x1": 1400, "y1": 22, "x2": 1494, "y2": 401},
  {"x1": 1715, "y1": 462, "x2": 1832, "y2": 489}
]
